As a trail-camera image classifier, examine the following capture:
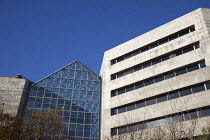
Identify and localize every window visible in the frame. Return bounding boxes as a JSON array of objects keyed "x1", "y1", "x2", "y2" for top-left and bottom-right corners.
[
  {"x1": 187, "y1": 64, "x2": 199, "y2": 72},
  {"x1": 199, "y1": 61, "x2": 206, "y2": 68},
  {"x1": 168, "y1": 34, "x2": 178, "y2": 41},
  {"x1": 143, "y1": 62, "x2": 151, "y2": 68},
  {"x1": 154, "y1": 76, "x2": 164, "y2": 83},
  {"x1": 135, "y1": 82, "x2": 144, "y2": 89},
  {"x1": 111, "y1": 129, "x2": 117, "y2": 136},
  {"x1": 117, "y1": 72, "x2": 124, "y2": 78},
  {"x1": 192, "y1": 84, "x2": 205, "y2": 93},
  {"x1": 164, "y1": 72, "x2": 175, "y2": 79},
  {"x1": 136, "y1": 101, "x2": 145, "y2": 108},
  {"x1": 184, "y1": 112, "x2": 198, "y2": 120},
  {"x1": 111, "y1": 91, "x2": 117, "y2": 97},
  {"x1": 183, "y1": 46, "x2": 194, "y2": 53},
  {"x1": 146, "y1": 98, "x2": 156, "y2": 106},
  {"x1": 176, "y1": 68, "x2": 187, "y2": 76},
  {"x1": 118, "y1": 107, "x2": 126, "y2": 114},
  {"x1": 169, "y1": 91, "x2": 179, "y2": 99},
  {"x1": 179, "y1": 88, "x2": 192, "y2": 97},
  {"x1": 134, "y1": 65, "x2": 142, "y2": 71},
  {"x1": 125, "y1": 69, "x2": 133, "y2": 75},
  {"x1": 152, "y1": 58, "x2": 161, "y2": 65},
  {"x1": 126, "y1": 86, "x2": 134, "y2": 92},
  {"x1": 144, "y1": 79, "x2": 154, "y2": 86},
  {"x1": 200, "y1": 108, "x2": 210, "y2": 117},
  {"x1": 111, "y1": 109, "x2": 117, "y2": 115},
  {"x1": 118, "y1": 88, "x2": 125, "y2": 95},
  {"x1": 127, "y1": 125, "x2": 137, "y2": 132},
  {"x1": 138, "y1": 123, "x2": 148, "y2": 130},
  {"x1": 206, "y1": 83, "x2": 210, "y2": 90},
  {"x1": 162, "y1": 55, "x2": 169, "y2": 61},
  {"x1": 127, "y1": 104, "x2": 136, "y2": 111},
  {"x1": 157, "y1": 95, "x2": 167, "y2": 103},
  {"x1": 118, "y1": 127, "x2": 127, "y2": 135}
]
